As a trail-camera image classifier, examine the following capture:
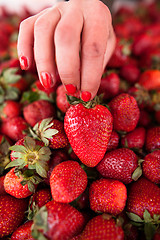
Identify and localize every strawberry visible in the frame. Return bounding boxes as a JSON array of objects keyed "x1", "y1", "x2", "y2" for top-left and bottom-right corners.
[
  {"x1": 106, "y1": 130, "x2": 119, "y2": 152},
  {"x1": 31, "y1": 200, "x2": 85, "y2": 240},
  {"x1": 28, "y1": 188, "x2": 52, "y2": 220},
  {"x1": 138, "y1": 109, "x2": 152, "y2": 128},
  {"x1": 0, "y1": 116, "x2": 29, "y2": 141},
  {"x1": 0, "y1": 175, "x2": 6, "y2": 195},
  {"x1": 64, "y1": 97, "x2": 113, "y2": 167},
  {"x1": 56, "y1": 84, "x2": 80, "y2": 113},
  {"x1": 127, "y1": 177, "x2": 160, "y2": 219},
  {"x1": 108, "y1": 93, "x2": 140, "y2": 133},
  {"x1": 0, "y1": 100, "x2": 21, "y2": 122},
  {"x1": 139, "y1": 47, "x2": 160, "y2": 69},
  {"x1": 4, "y1": 167, "x2": 40, "y2": 198},
  {"x1": 32, "y1": 117, "x2": 69, "y2": 149},
  {"x1": 119, "y1": 64, "x2": 140, "y2": 84},
  {"x1": 89, "y1": 178, "x2": 127, "y2": 215},
  {"x1": 97, "y1": 72, "x2": 120, "y2": 101},
  {"x1": 138, "y1": 69, "x2": 160, "y2": 91},
  {"x1": 23, "y1": 99, "x2": 56, "y2": 127},
  {"x1": 120, "y1": 127, "x2": 146, "y2": 150},
  {"x1": 145, "y1": 126, "x2": 160, "y2": 152},
  {"x1": 0, "y1": 194, "x2": 28, "y2": 238},
  {"x1": 97, "y1": 148, "x2": 139, "y2": 184},
  {"x1": 8, "y1": 136, "x2": 51, "y2": 179},
  {"x1": 50, "y1": 160, "x2": 88, "y2": 203},
  {"x1": 80, "y1": 214, "x2": 124, "y2": 240},
  {"x1": 142, "y1": 150, "x2": 160, "y2": 184},
  {"x1": 11, "y1": 220, "x2": 34, "y2": 240}
]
